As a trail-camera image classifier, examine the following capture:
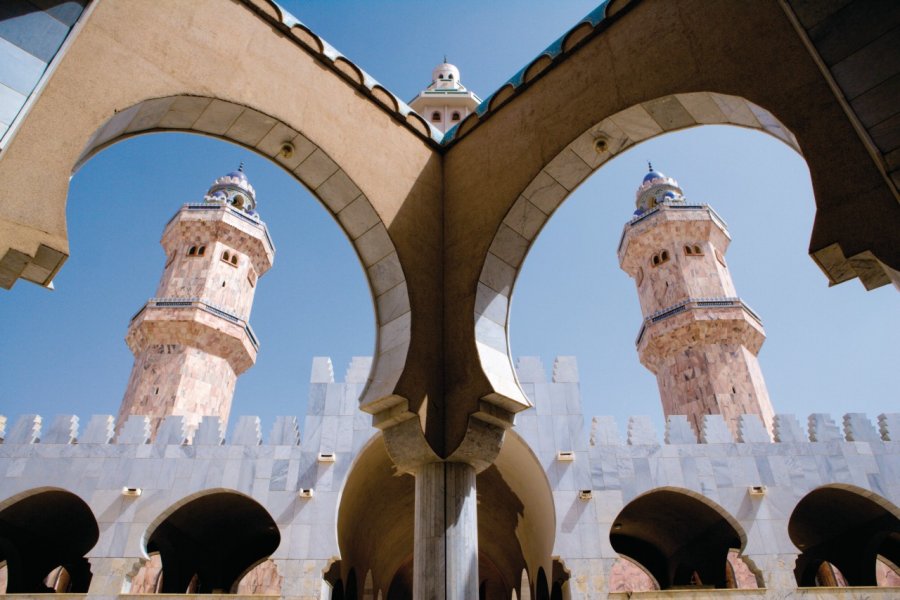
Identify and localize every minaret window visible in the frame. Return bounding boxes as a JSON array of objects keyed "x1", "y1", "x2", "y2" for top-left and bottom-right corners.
[
  {"x1": 188, "y1": 246, "x2": 197, "y2": 256},
  {"x1": 451, "y1": 112, "x2": 461, "y2": 122},
  {"x1": 222, "y1": 250, "x2": 239, "y2": 267},
  {"x1": 431, "y1": 111, "x2": 441, "y2": 122},
  {"x1": 651, "y1": 250, "x2": 670, "y2": 267},
  {"x1": 684, "y1": 244, "x2": 704, "y2": 256},
  {"x1": 198, "y1": 246, "x2": 206, "y2": 256}
]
